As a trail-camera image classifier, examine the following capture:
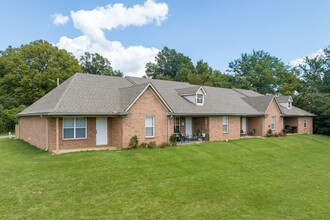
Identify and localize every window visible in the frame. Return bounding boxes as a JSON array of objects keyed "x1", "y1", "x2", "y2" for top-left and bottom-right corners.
[
  {"x1": 145, "y1": 117, "x2": 154, "y2": 137},
  {"x1": 196, "y1": 93, "x2": 204, "y2": 105},
  {"x1": 63, "y1": 117, "x2": 86, "y2": 139},
  {"x1": 271, "y1": 116, "x2": 275, "y2": 130},
  {"x1": 223, "y1": 116, "x2": 228, "y2": 133},
  {"x1": 288, "y1": 101, "x2": 292, "y2": 109},
  {"x1": 304, "y1": 117, "x2": 307, "y2": 128},
  {"x1": 174, "y1": 117, "x2": 180, "y2": 133}
]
